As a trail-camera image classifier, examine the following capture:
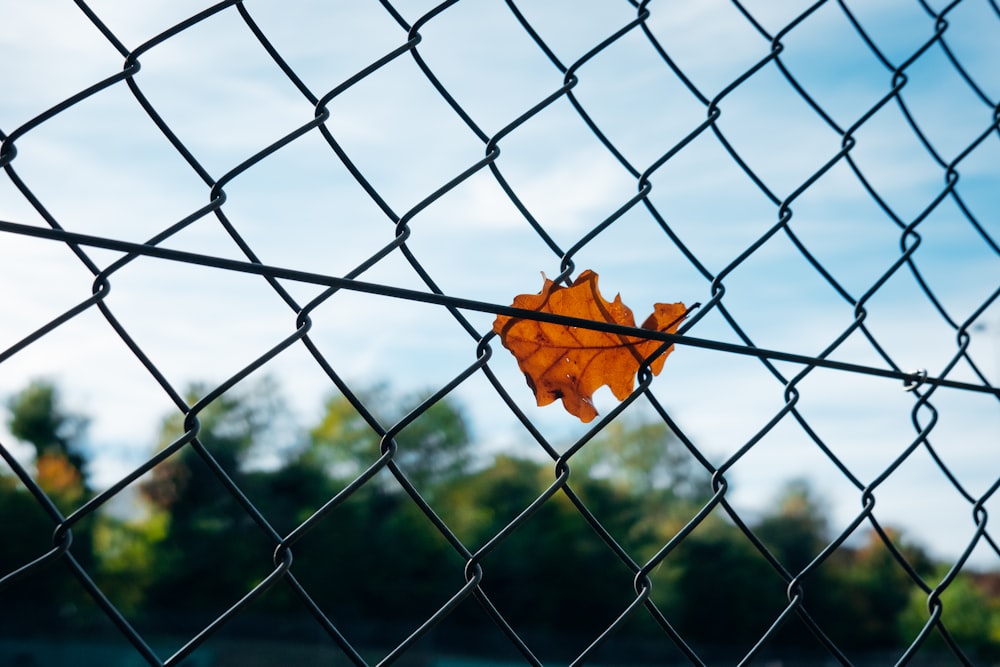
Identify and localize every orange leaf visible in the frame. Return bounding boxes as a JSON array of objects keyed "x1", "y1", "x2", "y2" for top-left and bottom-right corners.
[{"x1": 493, "y1": 269, "x2": 686, "y2": 422}]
